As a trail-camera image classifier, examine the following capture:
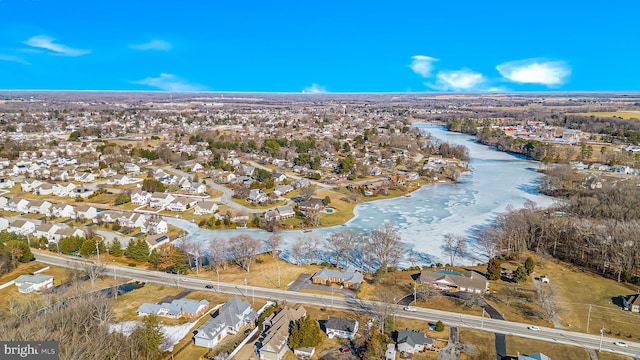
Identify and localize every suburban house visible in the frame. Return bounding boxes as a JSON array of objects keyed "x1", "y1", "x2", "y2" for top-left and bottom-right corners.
[
  {"x1": 8, "y1": 219, "x2": 36, "y2": 235},
  {"x1": 0, "y1": 178, "x2": 14, "y2": 189},
  {"x1": 298, "y1": 198, "x2": 325, "y2": 212},
  {"x1": 118, "y1": 213, "x2": 147, "y2": 229},
  {"x1": 273, "y1": 172, "x2": 287, "y2": 183},
  {"x1": 98, "y1": 211, "x2": 122, "y2": 224},
  {"x1": 34, "y1": 223, "x2": 62, "y2": 241},
  {"x1": 74, "y1": 172, "x2": 95, "y2": 183},
  {"x1": 325, "y1": 317, "x2": 358, "y2": 340},
  {"x1": 193, "y1": 296, "x2": 257, "y2": 349},
  {"x1": 623, "y1": 293, "x2": 640, "y2": 313},
  {"x1": 137, "y1": 298, "x2": 209, "y2": 319},
  {"x1": 149, "y1": 192, "x2": 175, "y2": 209},
  {"x1": 34, "y1": 183, "x2": 54, "y2": 195},
  {"x1": 142, "y1": 219, "x2": 168, "y2": 234},
  {"x1": 396, "y1": 329, "x2": 434, "y2": 354},
  {"x1": 264, "y1": 205, "x2": 296, "y2": 222},
  {"x1": 27, "y1": 199, "x2": 52, "y2": 215},
  {"x1": 74, "y1": 205, "x2": 98, "y2": 221},
  {"x1": 53, "y1": 182, "x2": 77, "y2": 197},
  {"x1": 0, "y1": 217, "x2": 8, "y2": 231},
  {"x1": 273, "y1": 185, "x2": 293, "y2": 196},
  {"x1": 6, "y1": 197, "x2": 29, "y2": 213},
  {"x1": 108, "y1": 175, "x2": 138, "y2": 186},
  {"x1": 131, "y1": 191, "x2": 152, "y2": 206},
  {"x1": 51, "y1": 203, "x2": 75, "y2": 218},
  {"x1": 14, "y1": 274, "x2": 54, "y2": 293},
  {"x1": 311, "y1": 268, "x2": 364, "y2": 289},
  {"x1": 247, "y1": 189, "x2": 268, "y2": 204},
  {"x1": 258, "y1": 306, "x2": 307, "y2": 360},
  {"x1": 189, "y1": 183, "x2": 207, "y2": 194},
  {"x1": 166, "y1": 197, "x2": 197, "y2": 212},
  {"x1": 194, "y1": 201, "x2": 218, "y2": 215},
  {"x1": 123, "y1": 163, "x2": 141, "y2": 173},
  {"x1": 55, "y1": 227, "x2": 85, "y2": 239},
  {"x1": 145, "y1": 234, "x2": 170, "y2": 249},
  {"x1": 21, "y1": 179, "x2": 43, "y2": 192},
  {"x1": 418, "y1": 270, "x2": 489, "y2": 293}
]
